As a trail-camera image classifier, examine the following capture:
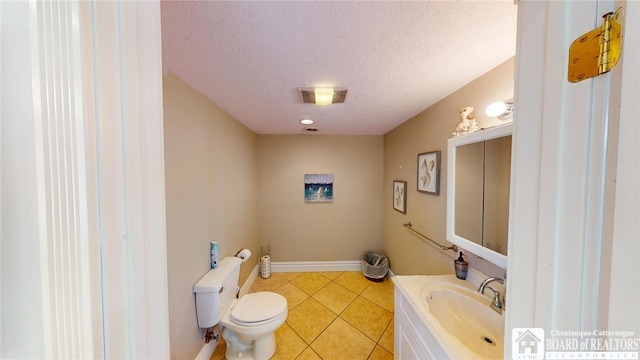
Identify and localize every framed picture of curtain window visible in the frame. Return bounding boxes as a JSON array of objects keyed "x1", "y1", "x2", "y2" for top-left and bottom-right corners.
[
  {"x1": 417, "y1": 151, "x2": 441, "y2": 195},
  {"x1": 393, "y1": 180, "x2": 407, "y2": 214}
]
